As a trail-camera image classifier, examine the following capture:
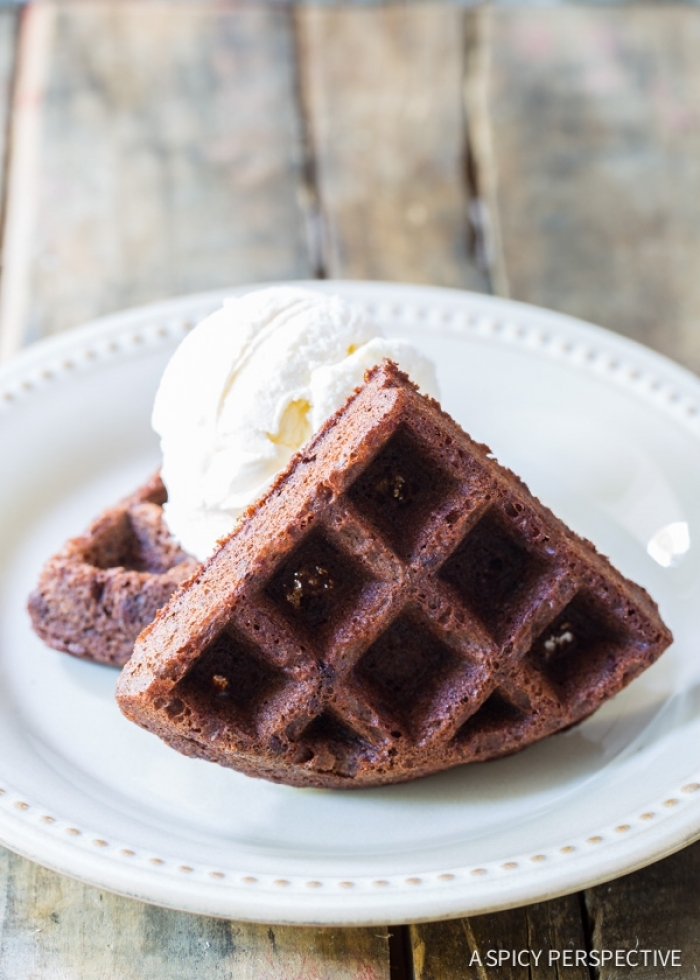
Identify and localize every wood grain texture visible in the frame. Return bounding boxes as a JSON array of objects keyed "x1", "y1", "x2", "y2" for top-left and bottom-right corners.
[
  {"x1": 0, "y1": 10, "x2": 15, "y2": 159},
  {"x1": 0, "y1": 1, "x2": 310, "y2": 356},
  {"x1": 0, "y1": 848, "x2": 391, "y2": 980},
  {"x1": 411, "y1": 895, "x2": 589, "y2": 979},
  {"x1": 470, "y1": 8, "x2": 700, "y2": 371},
  {"x1": 296, "y1": 4, "x2": 487, "y2": 291},
  {"x1": 0, "y1": 9, "x2": 17, "y2": 260},
  {"x1": 585, "y1": 841, "x2": 700, "y2": 980}
]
